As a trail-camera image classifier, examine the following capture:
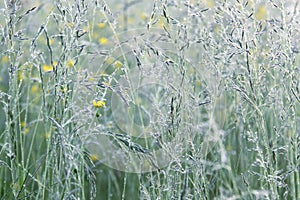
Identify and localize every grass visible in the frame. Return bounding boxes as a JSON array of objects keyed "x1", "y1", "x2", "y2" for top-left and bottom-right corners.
[{"x1": 0, "y1": 0, "x2": 299, "y2": 199}]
